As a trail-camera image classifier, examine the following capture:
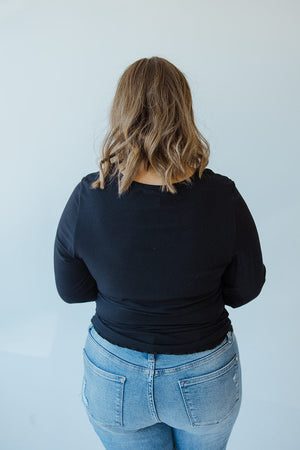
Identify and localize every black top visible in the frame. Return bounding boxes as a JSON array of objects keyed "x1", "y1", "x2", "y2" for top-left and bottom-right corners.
[{"x1": 53, "y1": 167, "x2": 266, "y2": 354}]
